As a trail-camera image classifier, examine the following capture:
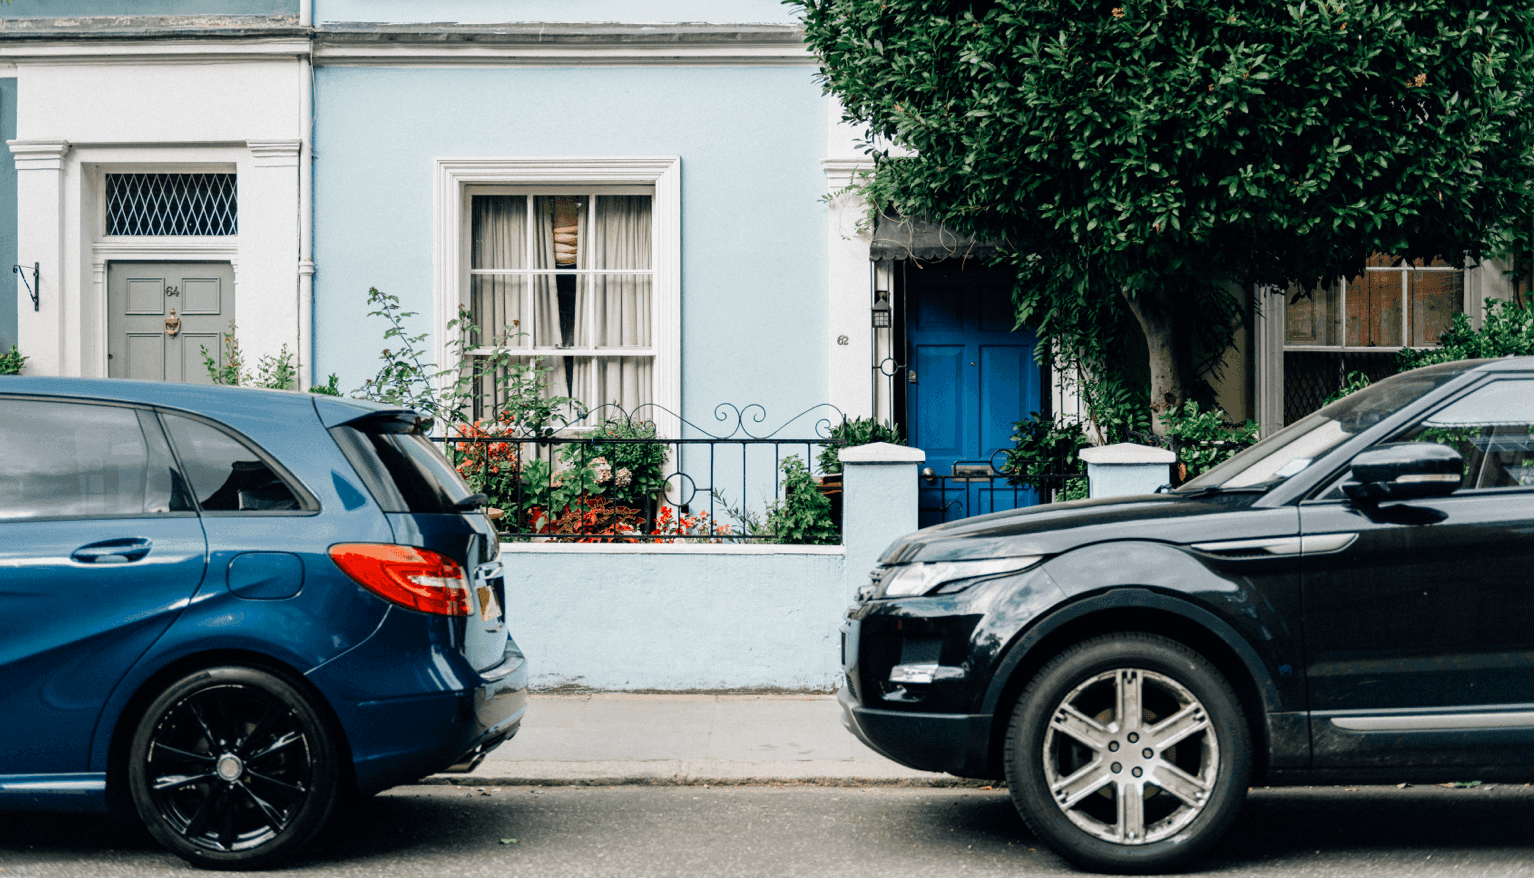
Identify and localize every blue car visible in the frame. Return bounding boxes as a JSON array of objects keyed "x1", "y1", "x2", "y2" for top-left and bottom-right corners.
[{"x1": 0, "y1": 378, "x2": 527, "y2": 869}]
